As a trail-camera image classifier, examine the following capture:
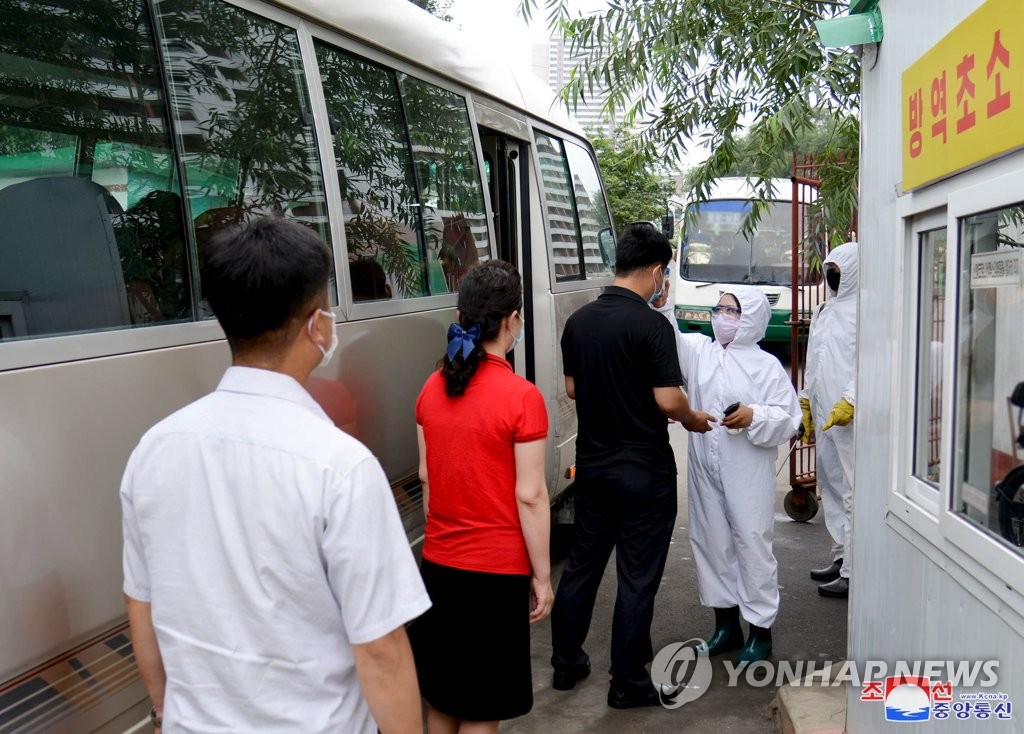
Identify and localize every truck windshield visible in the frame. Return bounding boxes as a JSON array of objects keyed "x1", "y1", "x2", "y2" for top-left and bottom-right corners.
[{"x1": 680, "y1": 199, "x2": 792, "y2": 286}]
